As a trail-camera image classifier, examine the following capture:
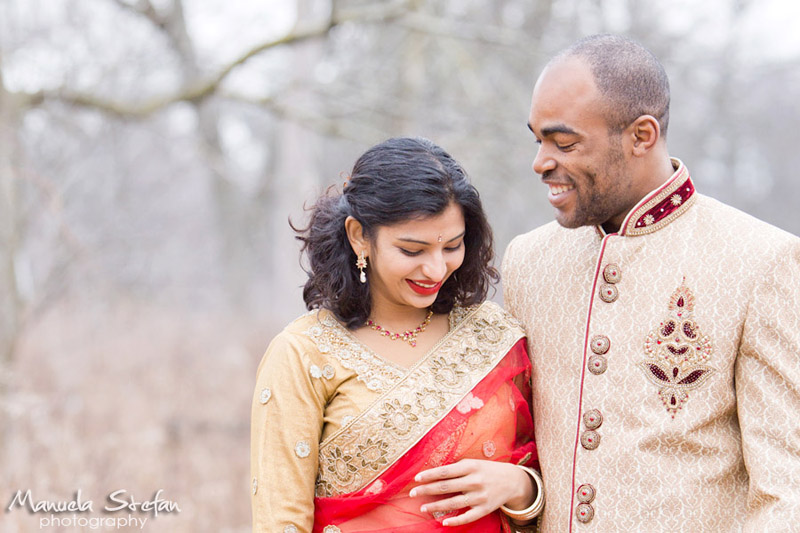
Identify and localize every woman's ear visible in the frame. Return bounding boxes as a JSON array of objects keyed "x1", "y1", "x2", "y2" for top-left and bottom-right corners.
[
  {"x1": 344, "y1": 216, "x2": 369, "y2": 257},
  {"x1": 628, "y1": 114, "x2": 661, "y2": 157}
]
